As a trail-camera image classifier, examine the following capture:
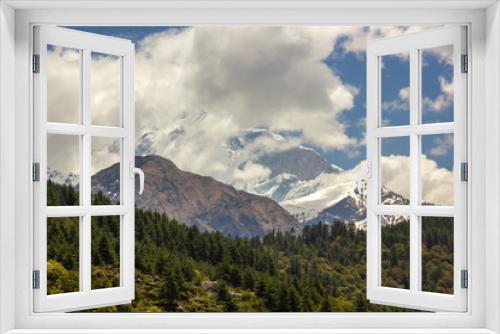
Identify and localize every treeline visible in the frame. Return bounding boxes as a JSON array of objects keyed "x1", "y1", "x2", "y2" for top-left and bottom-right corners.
[{"x1": 46, "y1": 181, "x2": 453, "y2": 312}]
